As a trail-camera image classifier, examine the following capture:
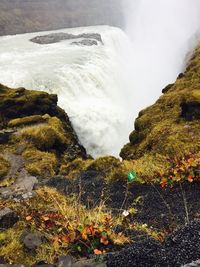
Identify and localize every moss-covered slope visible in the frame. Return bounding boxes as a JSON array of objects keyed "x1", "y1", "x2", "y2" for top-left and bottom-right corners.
[
  {"x1": 120, "y1": 45, "x2": 200, "y2": 160},
  {"x1": 0, "y1": 84, "x2": 86, "y2": 183}
]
